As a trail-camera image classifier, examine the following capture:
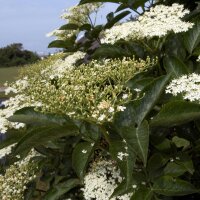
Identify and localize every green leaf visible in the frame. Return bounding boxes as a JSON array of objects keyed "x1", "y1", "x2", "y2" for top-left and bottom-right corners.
[
  {"x1": 172, "y1": 136, "x2": 190, "y2": 148},
  {"x1": 105, "y1": 10, "x2": 131, "y2": 29},
  {"x1": 135, "y1": 75, "x2": 170, "y2": 125},
  {"x1": 44, "y1": 179, "x2": 80, "y2": 200},
  {"x1": 164, "y1": 162, "x2": 187, "y2": 177},
  {"x1": 59, "y1": 23, "x2": 79, "y2": 30},
  {"x1": 72, "y1": 141, "x2": 95, "y2": 179},
  {"x1": 92, "y1": 45, "x2": 128, "y2": 59},
  {"x1": 8, "y1": 107, "x2": 68, "y2": 126},
  {"x1": 48, "y1": 38, "x2": 75, "y2": 49},
  {"x1": 183, "y1": 20, "x2": 200, "y2": 54},
  {"x1": 175, "y1": 153, "x2": 194, "y2": 174},
  {"x1": 163, "y1": 56, "x2": 189, "y2": 78},
  {"x1": 153, "y1": 176, "x2": 197, "y2": 196},
  {"x1": 79, "y1": 0, "x2": 127, "y2": 4},
  {"x1": 131, "y1": 187, "x2": 153, "y2": 200},
  {"x1": 147, "y1": 153, "x2": 168, "y2": 180},
  {"x1": 114, "y1": 119, "x2": 149, "y2": 167},
  {"x1": 109, "y1": 139, "x2": 135, "y2": 188},
  {"x1": 0, "y1": 130, "x2": 24, "y2": 150},
  {"x1": 80, "y1": 121, "x2": 101, "y2": 142},
  {"x1": 14, "y1": 124, "x2": 79, "y2": 154},
  {"x1": 151, "y1": 101, "x2": 200, "y2": 127}
]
